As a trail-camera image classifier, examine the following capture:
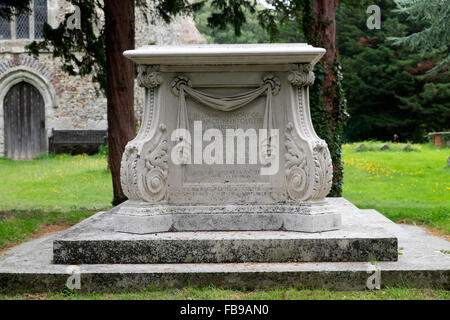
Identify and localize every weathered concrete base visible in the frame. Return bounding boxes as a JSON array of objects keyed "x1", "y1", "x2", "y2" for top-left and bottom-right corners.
[
  {"x1": 0, "y1": 198, "x2": 448, "y2": 292},
  {"x1": 53, "y1": 207, "x2": 396, "y2": 264},
  {"x1": 113, "y1": 200, "x2": 341, "y2": 234}
]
